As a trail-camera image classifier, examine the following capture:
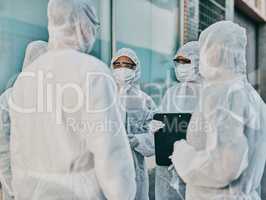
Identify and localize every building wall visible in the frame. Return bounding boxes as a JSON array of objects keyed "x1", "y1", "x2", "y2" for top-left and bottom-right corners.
[
  {"x1": 199, "y1": 0, "x2": 226, "y2": 34},
  {"x1": 234, "y1": 1, "x2": 266, "y2": 198},
  {"x1": 184, "y1": 0, "x2": 232, "y2": 43},
  {"x1": 229, "y1": 0, "x2": 266, "y2": 94},
  {"x1": 184, "y1": 0, "x2": 199, "y2": 42},
  {"x1": 258, "y1": 5, "x2": 266, "y2": 102},
  {"x1": 260, "y1": 15, "x2": 266, "y2": 198},
  {"x1": 234, "y1": 10, "x2": 258, "y2": 88},
  {"x1": 242, "y1": 0, "x2": 266, "y2": 16}
]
